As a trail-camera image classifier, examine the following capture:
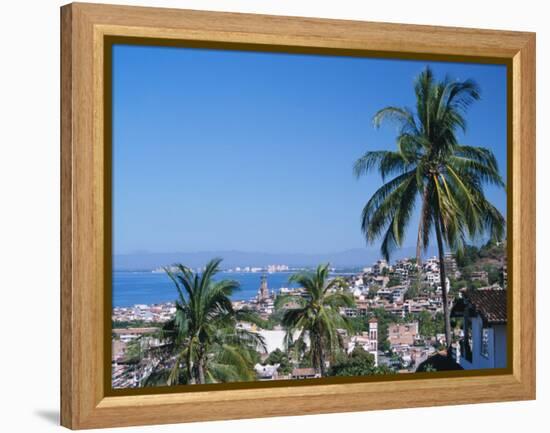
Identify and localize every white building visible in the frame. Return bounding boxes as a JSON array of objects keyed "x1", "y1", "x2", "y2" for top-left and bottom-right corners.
[
  {"x1": 254, "y1": 363, "x2": 280, "y2": 380},
  {"x1": 435, "y1": 277, "x2": 451, "y2": 294},
  {"x1": 451, "y1": 288, "x2": 507, "y2": 370},
  {"x1": 425, "y1": 270, "x2": 440, "y2": 286},
  {"x1": 258, "y1": 329, "x2": 309, "y2": 353},
  {"x1": 347, "y1": 319, "x2": 378, "y2": 366},
  {"x1": 372, "y1": 260, "x2": 388, "y2": 276}
]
